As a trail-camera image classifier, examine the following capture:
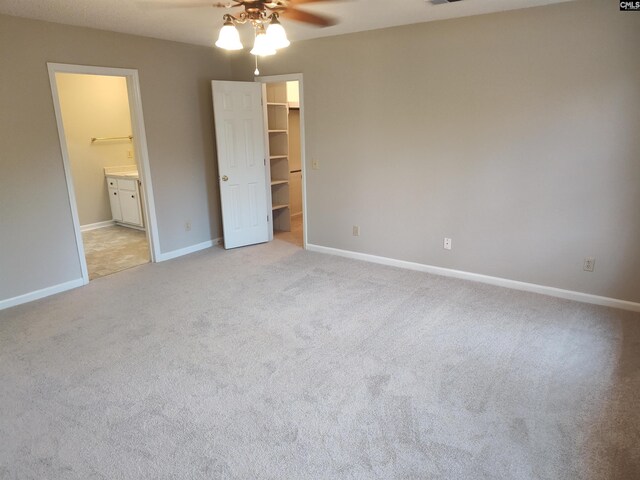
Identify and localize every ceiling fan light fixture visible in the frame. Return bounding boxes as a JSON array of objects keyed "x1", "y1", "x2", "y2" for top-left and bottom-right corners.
[
  {"x1": 250, "y1": 25, "x2": 276, "y2": 57},
  {"x1": 266, "y1": 15, "x2": 290, "y2": 50},
  {"x1": 209, "y1": 0, "x2": 335, "y2": 65},
  {"x1": 215, "y1": 18, "x2": 243, "y2": 51}
]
